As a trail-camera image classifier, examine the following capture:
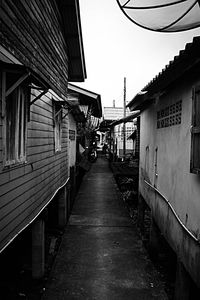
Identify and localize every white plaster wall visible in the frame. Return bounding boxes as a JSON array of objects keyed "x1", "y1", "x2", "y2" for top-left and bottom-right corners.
[{"x1": 139, "y1": 78, "x2": 200, "y2": 285}]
